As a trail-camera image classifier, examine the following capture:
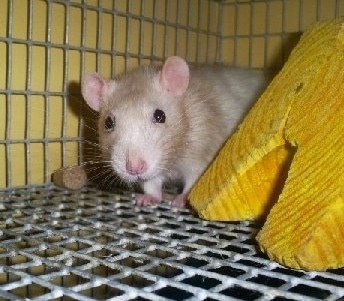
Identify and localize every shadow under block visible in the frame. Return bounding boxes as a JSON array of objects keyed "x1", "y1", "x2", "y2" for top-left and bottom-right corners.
[{"x1": 189, "y1": 18, "x2": 344, "y2": 271}]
